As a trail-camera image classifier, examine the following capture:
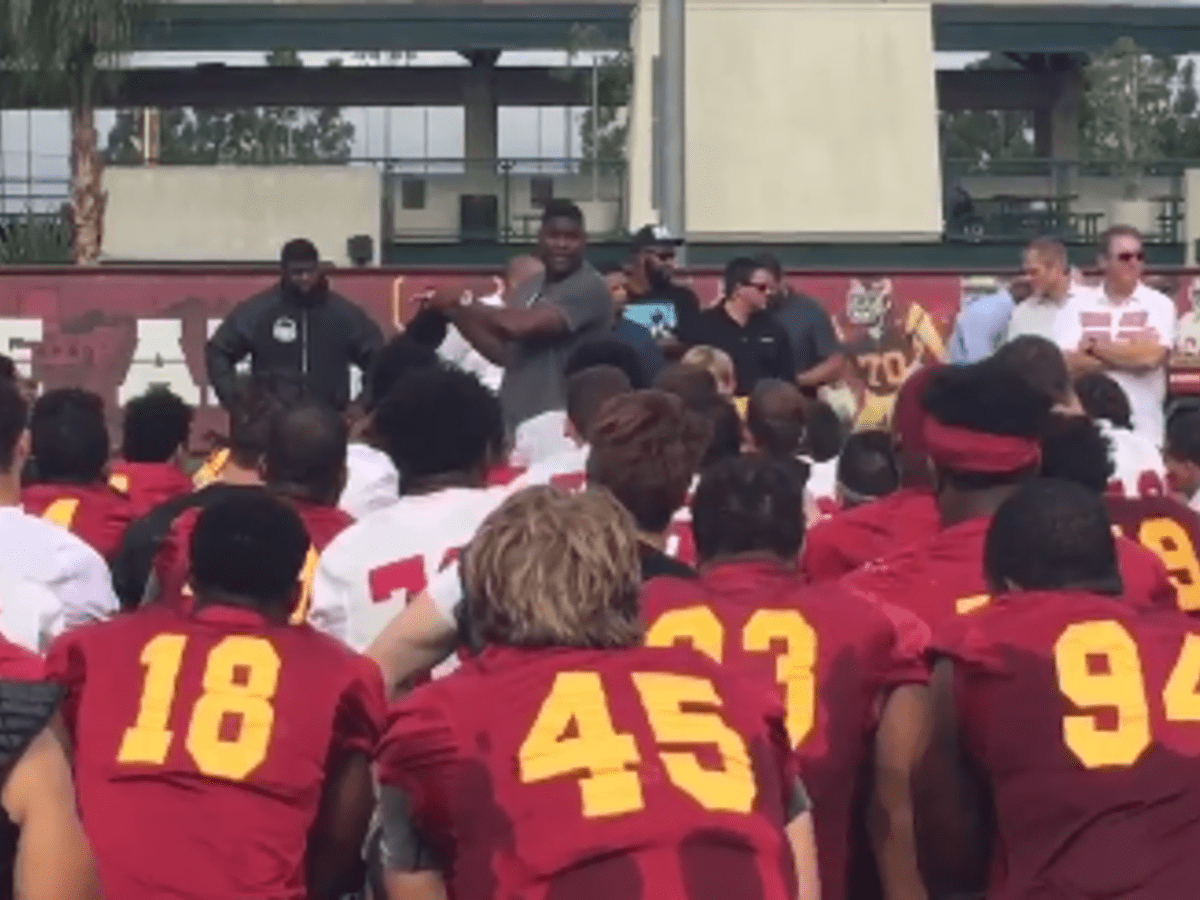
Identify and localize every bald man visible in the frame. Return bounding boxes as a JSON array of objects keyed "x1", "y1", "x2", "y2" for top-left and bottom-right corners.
[{"x1": 437, "y1": 255, "x2": 545, "y2": 391}]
